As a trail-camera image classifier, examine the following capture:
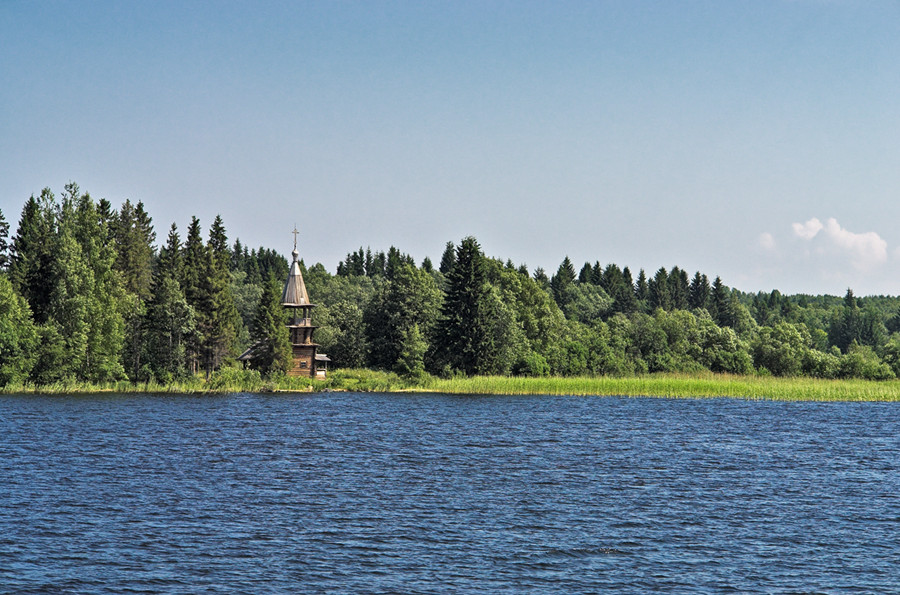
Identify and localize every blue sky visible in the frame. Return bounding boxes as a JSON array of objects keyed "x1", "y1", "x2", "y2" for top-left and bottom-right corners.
[{"x1": 2, "y1": 1, "x2": 900, "y2": 295}]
